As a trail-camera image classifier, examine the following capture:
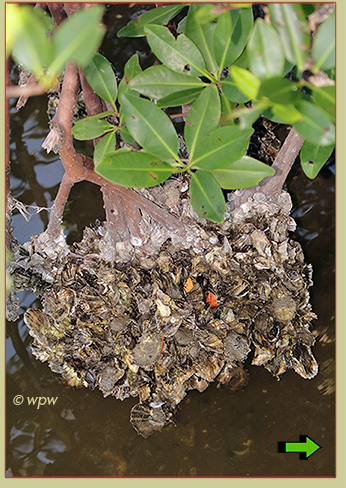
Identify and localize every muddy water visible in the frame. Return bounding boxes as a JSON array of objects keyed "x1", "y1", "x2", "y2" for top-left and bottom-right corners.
[{"x1": 6, "y1": 5, "x2": 335, "y2": 477}]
